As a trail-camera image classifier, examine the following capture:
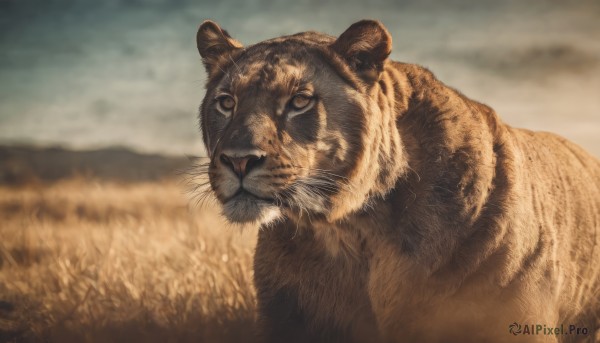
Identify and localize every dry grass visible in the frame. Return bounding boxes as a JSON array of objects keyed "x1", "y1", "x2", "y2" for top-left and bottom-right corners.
[{"x1": 0, "y1": 178, "x2": 259, "y2": 343}]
